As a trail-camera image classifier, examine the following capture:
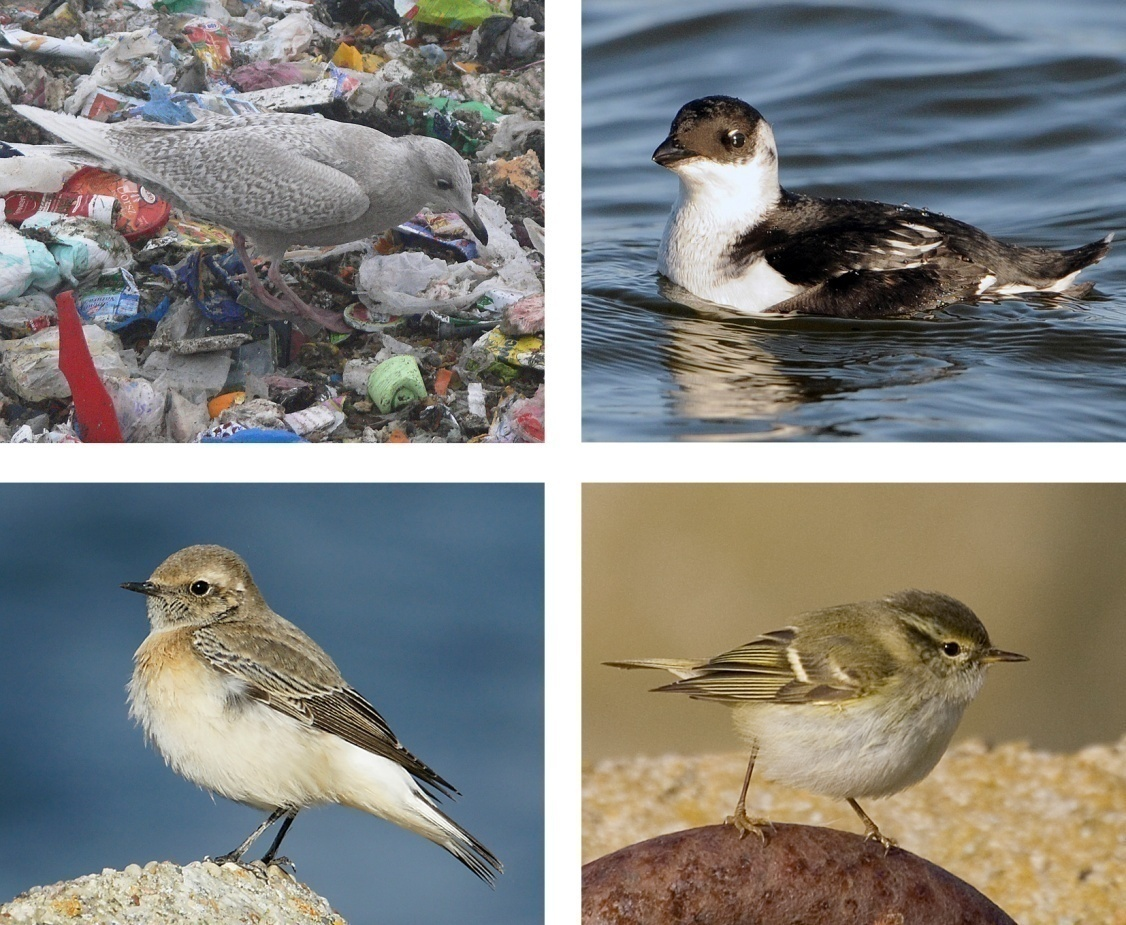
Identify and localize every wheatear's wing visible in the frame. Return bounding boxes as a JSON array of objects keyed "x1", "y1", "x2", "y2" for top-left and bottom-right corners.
[{"x1": 192, "y1": 622, "x2": 458, "y2": 798}]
